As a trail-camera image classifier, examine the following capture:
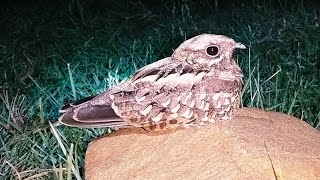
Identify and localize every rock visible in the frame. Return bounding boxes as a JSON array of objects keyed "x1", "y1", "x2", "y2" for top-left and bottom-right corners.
[{"x1": 85, "y1": 108, "x2": 320, "y2": 179}]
